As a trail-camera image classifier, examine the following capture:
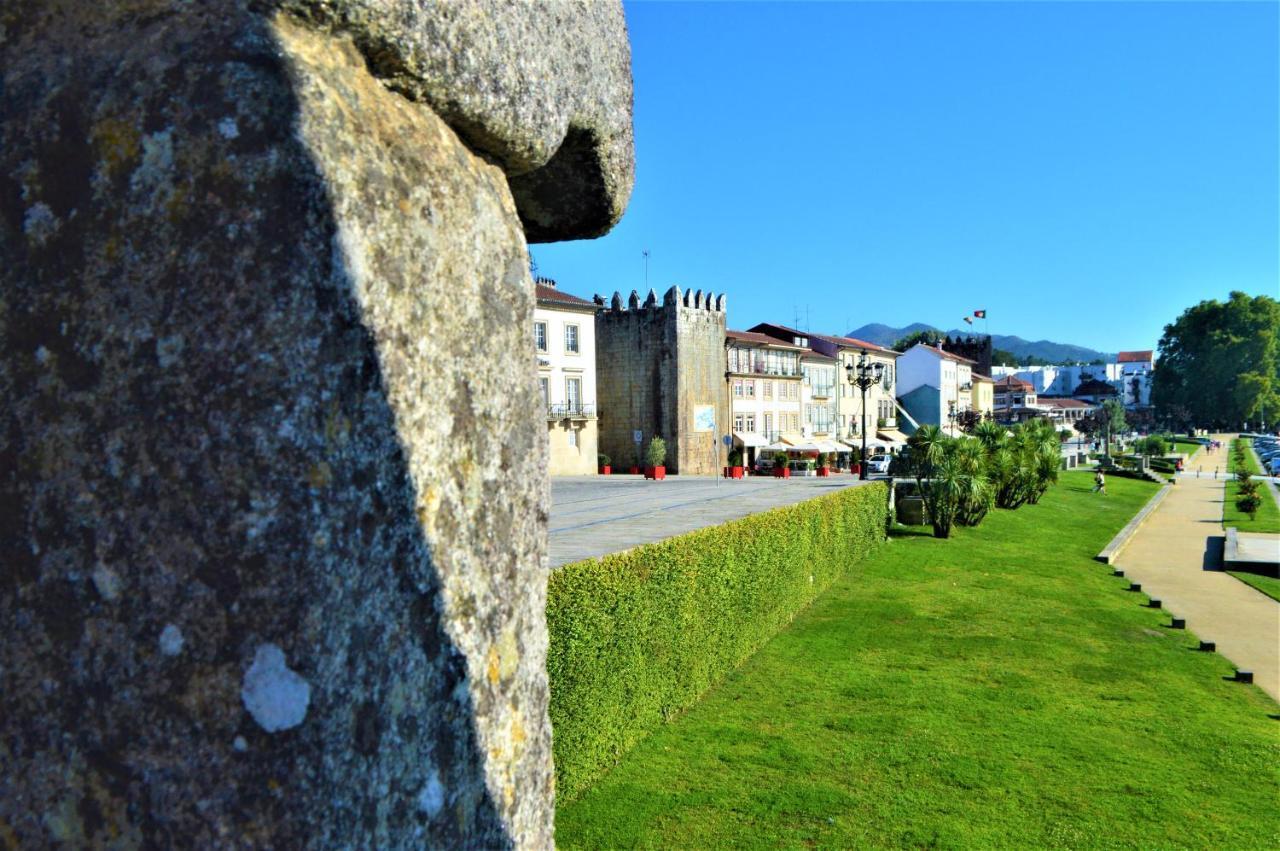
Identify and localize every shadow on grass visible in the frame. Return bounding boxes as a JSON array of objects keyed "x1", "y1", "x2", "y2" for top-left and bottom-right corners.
[{"x1": 890, "y1": 526, "x2": 936, "y2": 539}]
